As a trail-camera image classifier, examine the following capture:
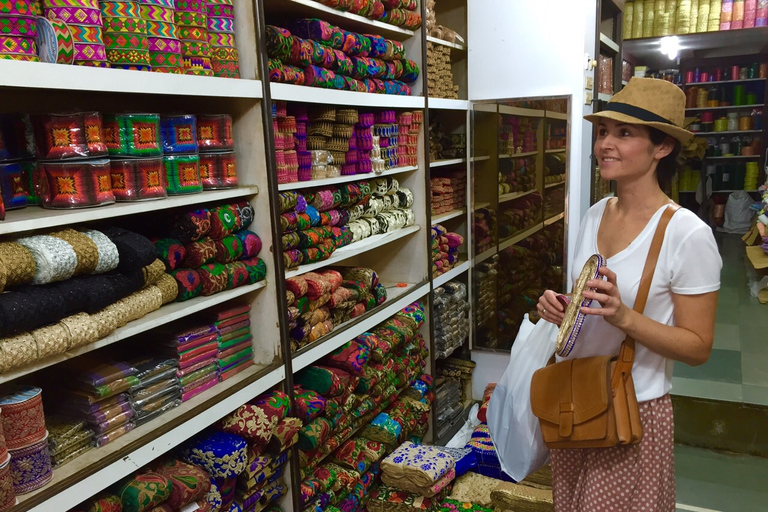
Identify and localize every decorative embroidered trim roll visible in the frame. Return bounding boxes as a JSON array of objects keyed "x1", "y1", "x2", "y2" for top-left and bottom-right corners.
[
  {"x1": 9, "y1": 433, "x2": 52, "y2": 494},
  {"x1": 139, "y1": 3, "x2": 173, "y2": 22},
  {"x1": 46, "y1": 6, "x2": 100, "y2": 26},
  {"x1": 0, "y1": 15, "x2": 37, "y2": 36},
  {"x1": 100, "y1": 1, "x2": 141, "y2": 18}
]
